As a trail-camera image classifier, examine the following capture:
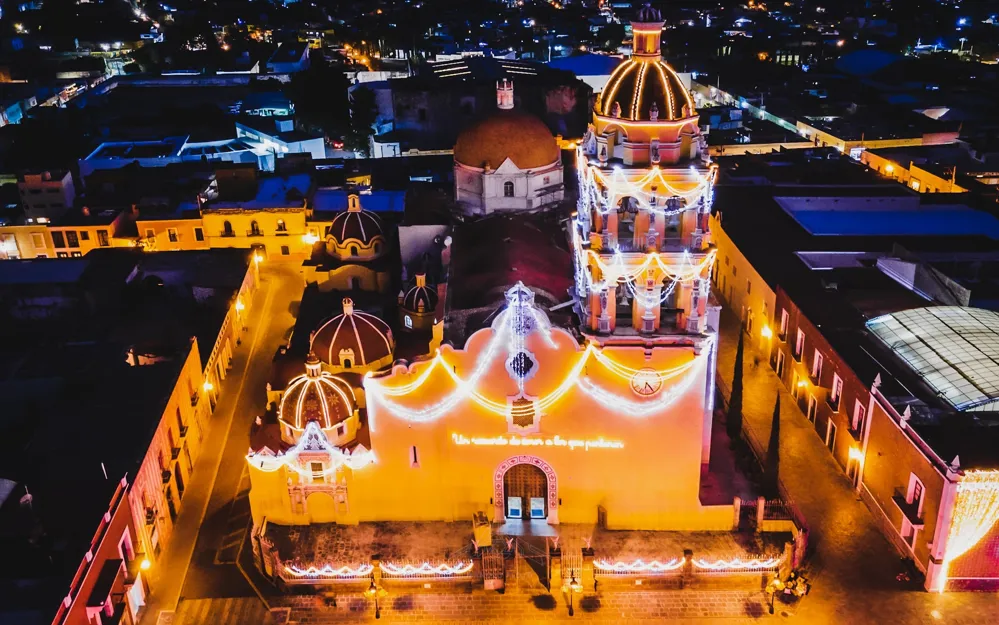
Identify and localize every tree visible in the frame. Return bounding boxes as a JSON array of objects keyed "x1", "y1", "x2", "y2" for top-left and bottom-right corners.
[
  {"x1": 346, "y1": 86, "x2": 377, "y2": 157},
  {"x1": 727, "y1": 329, "x2": 744, "y2": 442},
  {"x1": 764, "y1": 394, "x2": 781, "y2": 498}
]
